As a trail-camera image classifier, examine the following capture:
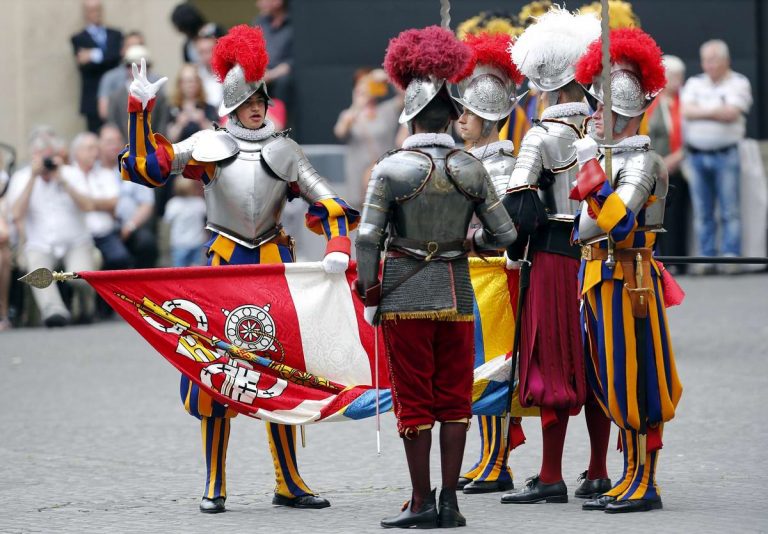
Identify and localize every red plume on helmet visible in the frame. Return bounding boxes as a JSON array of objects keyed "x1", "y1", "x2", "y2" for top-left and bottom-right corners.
[
  {"x1": 575, "y1": 28, "x2": 666, "y2": 95},
  {"x1": 211, "y1": 24, "x2": 269, "y2": 83},
  {"x1": 384, "y1": 25, "x2": 472, "y2": 90},
  {"x1": 457, "y1": 32, "x2": 524, "y2": 85}
]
